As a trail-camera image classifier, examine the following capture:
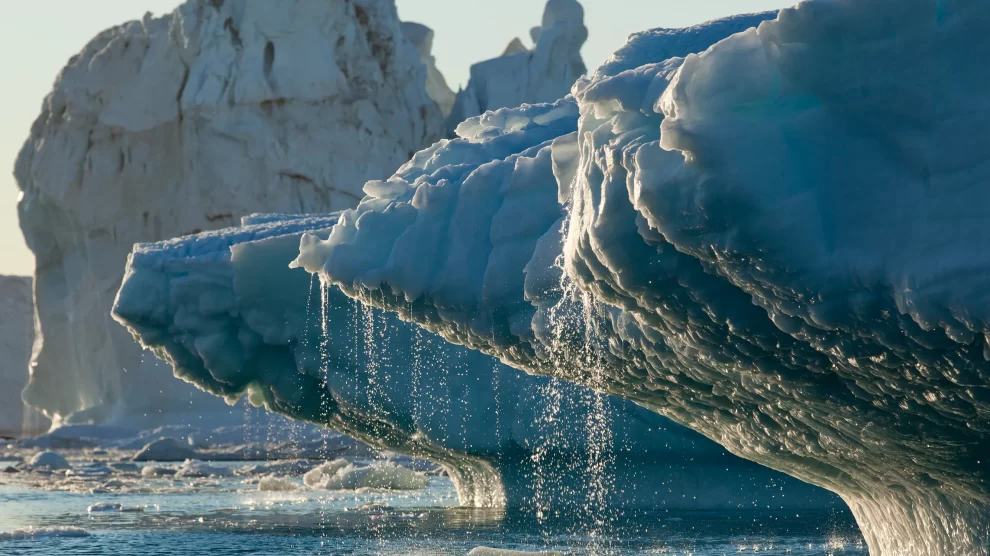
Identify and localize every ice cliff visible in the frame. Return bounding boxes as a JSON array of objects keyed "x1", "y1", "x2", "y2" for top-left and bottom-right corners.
[
  {"x1": 288, "y1": 3, "x2": 990, "y2": 555},
  {"x1": 14, "y1": 0, "x2": 444, "y2": 425},
  {"x1": 447, "y1": 0, "x2": 588, "y2": 135},
  {"x1": 0, "y1": 277, "x2": 46, "y2": 437},
  {"x1": 113, "y1": 214, "x2": 836, "y2": 510}
]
